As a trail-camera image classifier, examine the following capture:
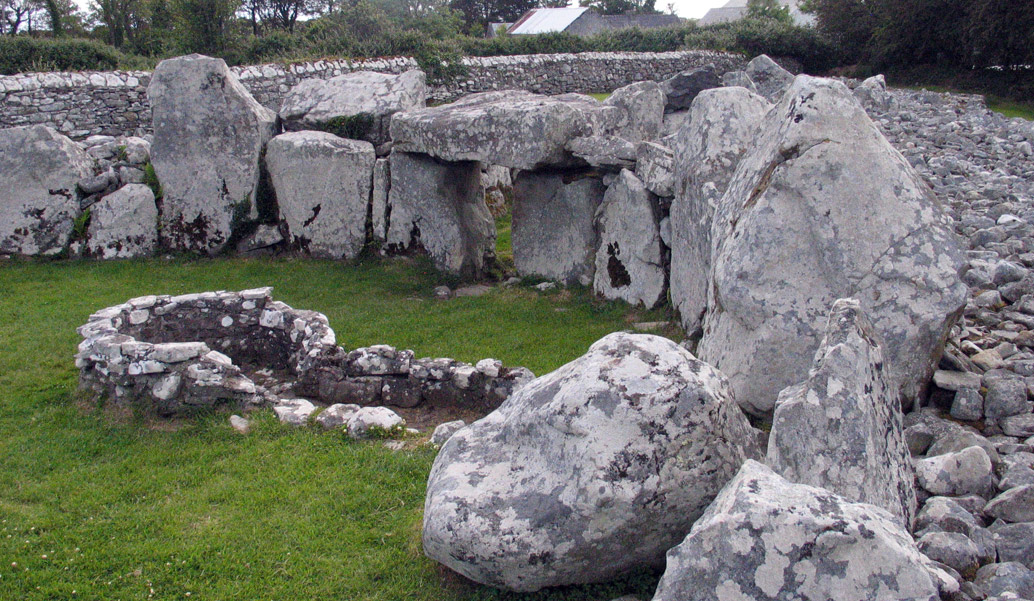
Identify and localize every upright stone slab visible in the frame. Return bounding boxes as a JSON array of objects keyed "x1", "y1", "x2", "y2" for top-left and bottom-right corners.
[
  {"x1": 668, "y1": 87, "x2": 771, "y2": 334},
  {"x1": 279, "y1": 70, "x2": 426, "y2": 146},
  {"x1": 385, "y1": 151, "x2": 494, "y2": 278},
  {"x1": 265, "y1": 131, "x2": 375, "y2": 260},
  {"x1": 767, "y1": 298, "x2": 918, "y2": 527},
  {"x1": 423, "y1": 332, "x2": 761, "y2": 592},
  {"x1": 593, "y1": 170, "x2": 666, "y2": 308},
  {"x1": 652, "y1": 461, "x2": 954, "y2": 601},
  {"x1": 603, "y1": 80, "x2": 664, "y2": 143},
  {"x1": 148, "y1": 54, "x2": 278, "y2": 254},
  {"x1": 698, "y1": 76, "x2": 967, "y2": 414},
  {"x1": 85, "y1": 184, "x2": 158, "y2": 259},
  {"x1": 0, "y1": 125, "x2": 92, "y2": 256},
  {"x1": 371, "y1": 158, "x2": 390, "y2": 243},
  {"x1": 744, "y1": 54, "x2": 794, "y2": 103},
  {"x1": 512, "y1": 170, "x2": 604, "y2": 286}
]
